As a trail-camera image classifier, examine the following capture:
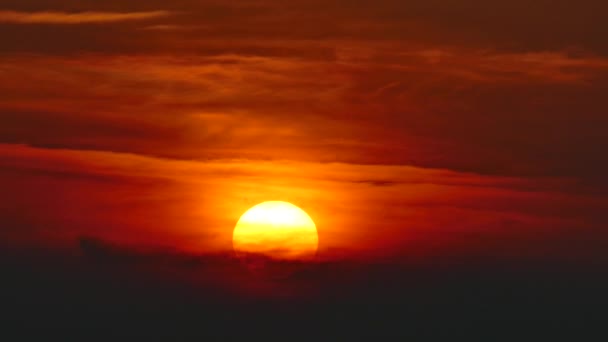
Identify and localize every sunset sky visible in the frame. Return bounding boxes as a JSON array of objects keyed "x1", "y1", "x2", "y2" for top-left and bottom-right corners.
[{"x1": 1, "y1": 1, "x2": 608, "y2": 337}]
